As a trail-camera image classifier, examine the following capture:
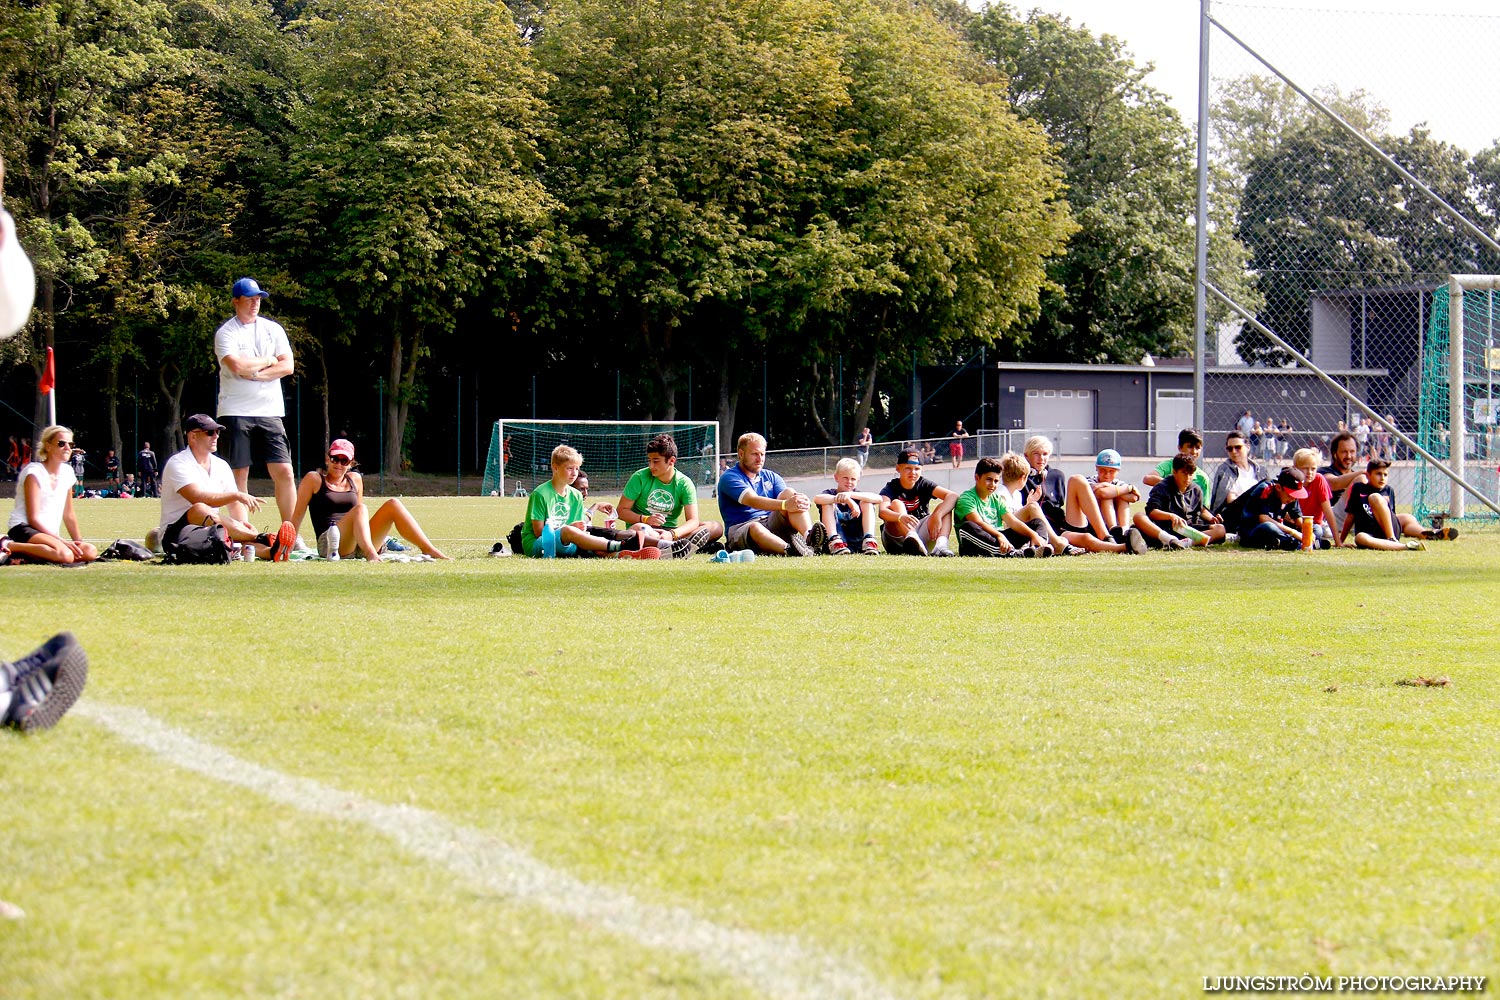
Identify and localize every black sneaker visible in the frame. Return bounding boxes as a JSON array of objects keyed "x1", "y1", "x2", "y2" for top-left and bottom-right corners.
[
  {"x1": 2, "y1": 633, "x2": 89, "y2": 732},
  {"x1": 1125, "y1": 527, "x2": 1148, "y2": 555},
  {"x1": 703, "y1": 538, "x2": 726, "y2": 556},
  {"x1": 676, "y1": 525, "x2": 714, "y2": 558},
  {"x1": 786, "y1": 532, "x2": 813, "y2": 557},
  {"x1": 806, "y1": 522, "x2": 828, "y2": 554}
]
